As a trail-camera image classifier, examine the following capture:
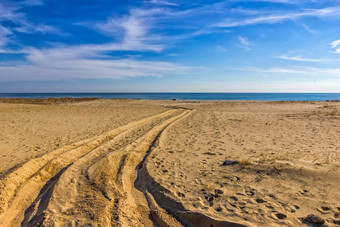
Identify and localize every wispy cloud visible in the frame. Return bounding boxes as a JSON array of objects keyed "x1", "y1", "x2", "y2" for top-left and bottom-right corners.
[
  {"x1": 21, "y1": 0, "x2": 44, "y2": 6},
  {"x1": 330, "y1": 39, "x2": 340, "y2": 53},
  {"x1": 94, "y1": 8, "x2": 165, "y2": 52},
  {"x1": 1, "y1": 0, "x2": 340, "y2": 88},
  {"x1": 330, "y1": 39, "x2": 340, "y2": 48},
  {"x1": 253, "y1": 0, "x2": 296, "y2": 3},
  {"x1": 168, "y1": 53, "x2": 179, "y2": 56},
  {"x1": 240, "y1": 66, "x2": 308, "y2": 74},
  {"x1": 300, "y1": 23, "x2": 317, "y2": 34},
  {"x1": 0, "y1": 4, "x2": 201, "y2": 81},
  {"x1": 218, "y1": 6, "x2": 340, "y2": 28},
  {"x1": 0, "y1": 47, "x2": 191, "y2": 81},
  {"x1": 279, "y1": 55, "x2": 340, "y2": 62},
  {"x1": 239, "y1": 66, "x2": 340, "y2": 76},
  {"x1": 0, "y1": 3, "x2": 56, "y2": 33},
  {"x1": 0, "y1": 2, "x2": 59, "y2": 52},
  {"x1": 232, "y1": 0, "x2": 300, "y2": 4},
  {"x1": 216, "y1": 45, "x2": 227, "y2": 52},
  {"x1": 144, "y1": 0, "x2": 178, "y2": 6},
  {"x1": 238, "y1": 36, "x2": 253, "y2": 49},
  {"x1": 0, "y1": 25, "x2": 12, "y2": 51}
]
